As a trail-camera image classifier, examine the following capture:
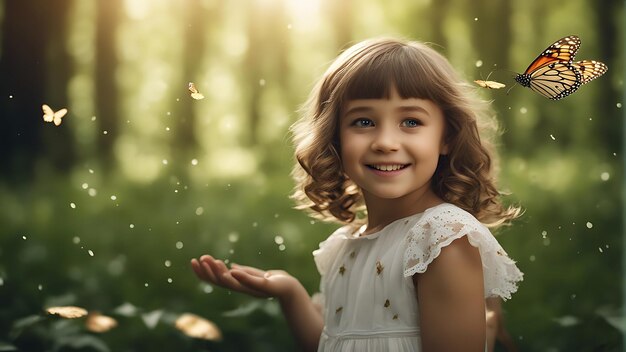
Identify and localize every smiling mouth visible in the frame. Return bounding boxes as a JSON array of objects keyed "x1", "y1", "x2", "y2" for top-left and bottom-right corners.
[{"x1": 367, "y1": 164, "x2": 410, "y2": 171}]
